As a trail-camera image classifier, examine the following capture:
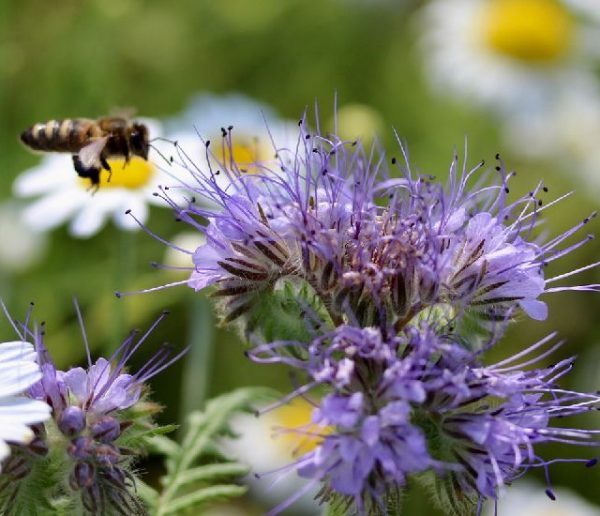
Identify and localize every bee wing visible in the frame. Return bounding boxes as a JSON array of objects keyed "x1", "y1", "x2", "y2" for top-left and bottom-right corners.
[
  {"x1": 109, "y1": 106, "x2": 137, "y2": 119},
  {"x1": 77, "y1": 137, "x2": 109, "y2": 169}
]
